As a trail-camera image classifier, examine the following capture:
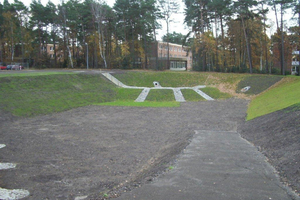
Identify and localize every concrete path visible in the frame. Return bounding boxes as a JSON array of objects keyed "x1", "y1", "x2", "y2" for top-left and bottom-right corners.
[
  {"x1": 173, "y1": 88, "x2": 186, "y2": 102},
  {"x1": 116, "y1": 130, "x2": 298, "y2": 200},
  {"x1": 193, "y1": 88, "x2": 214, "y2": 101},
  {"x1": 101, "y1": 72, "x2": 214, "y2": 102},
  {"x1": 135, "y1": 88, "x2": 151, "y2": 102}
]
